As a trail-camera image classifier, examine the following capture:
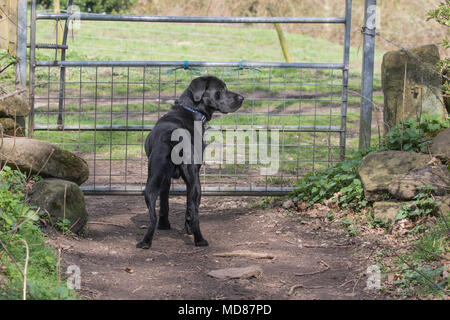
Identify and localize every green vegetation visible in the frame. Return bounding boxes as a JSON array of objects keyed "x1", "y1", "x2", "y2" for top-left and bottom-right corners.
[
  {"x1": 427, "y1": 1, "x2": 449, "y2": 104},
  {"x1": 0, "y1": 167, "x2": 76, "y2": 300},
  {"x1": 382, "y1": 115, "x2": 449, "y2": 153},
  {"x1": 37, "y1": 0, "x2": 135, "y2": 14},
  {"x1": 290, "y1": 156, "x2": 367, "y2": 211},
  {"x1": 392, "y1": 214, "x2": 449, "y2": 298},
  {"x1": 396, "y1": 186, "x2": 442, "y2": 221}
]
